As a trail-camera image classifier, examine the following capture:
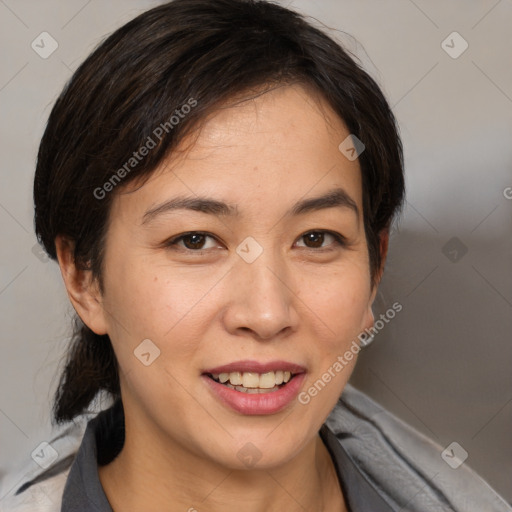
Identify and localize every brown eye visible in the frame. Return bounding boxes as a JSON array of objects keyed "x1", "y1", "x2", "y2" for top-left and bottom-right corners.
[
  {"x1": 165, "y1": 232, "x2": 219, "y2": 252},
  {"x1": 181, "y1": 233, "x2": 207, "y2": 250},
  {"x1": 304, "y1": 232, "x2": 325, "y2": 248},
  {"x1": 296, "y1": 231, "x2": 346, "y2": 250}
]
